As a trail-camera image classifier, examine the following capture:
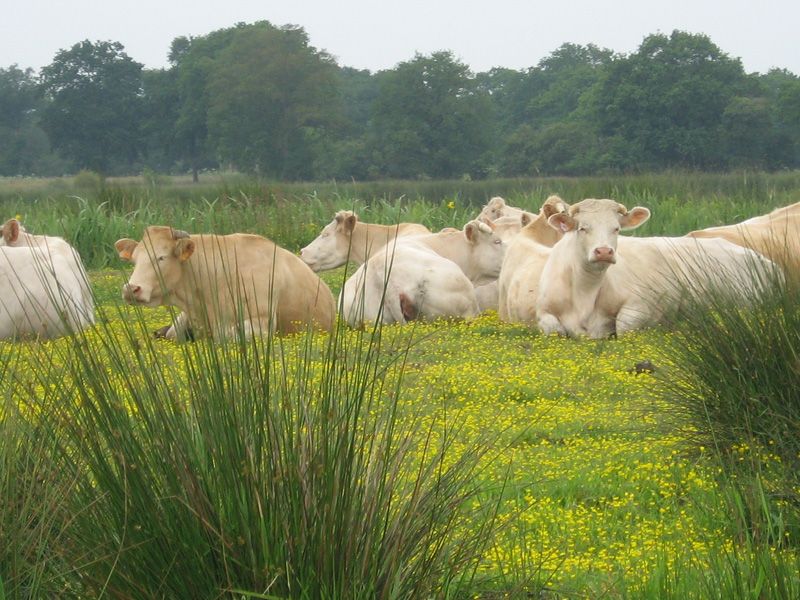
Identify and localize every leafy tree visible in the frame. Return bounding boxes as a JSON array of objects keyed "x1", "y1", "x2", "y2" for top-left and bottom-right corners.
[
  {"x1": 140, "y1": 68, "x2": 181, "y2": 172},
  {"x1": 206, "y1": 23, "x2": 340, "y2": 179},
  {"x1": 0, "y1": 65, "x2": 65, "y2": 175},
  {"x1": 169, "y1": 26, "x2": 244, "y2": 181},
  {"x1": 39, "y1": 40, "x2": 144, "y2": 173},
  {"x1": 369, "y1": 51, "x2": 494, "y2": 179},
  {"x1": 591, "y1": 31, "x2": 746, "y2": 170}
]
